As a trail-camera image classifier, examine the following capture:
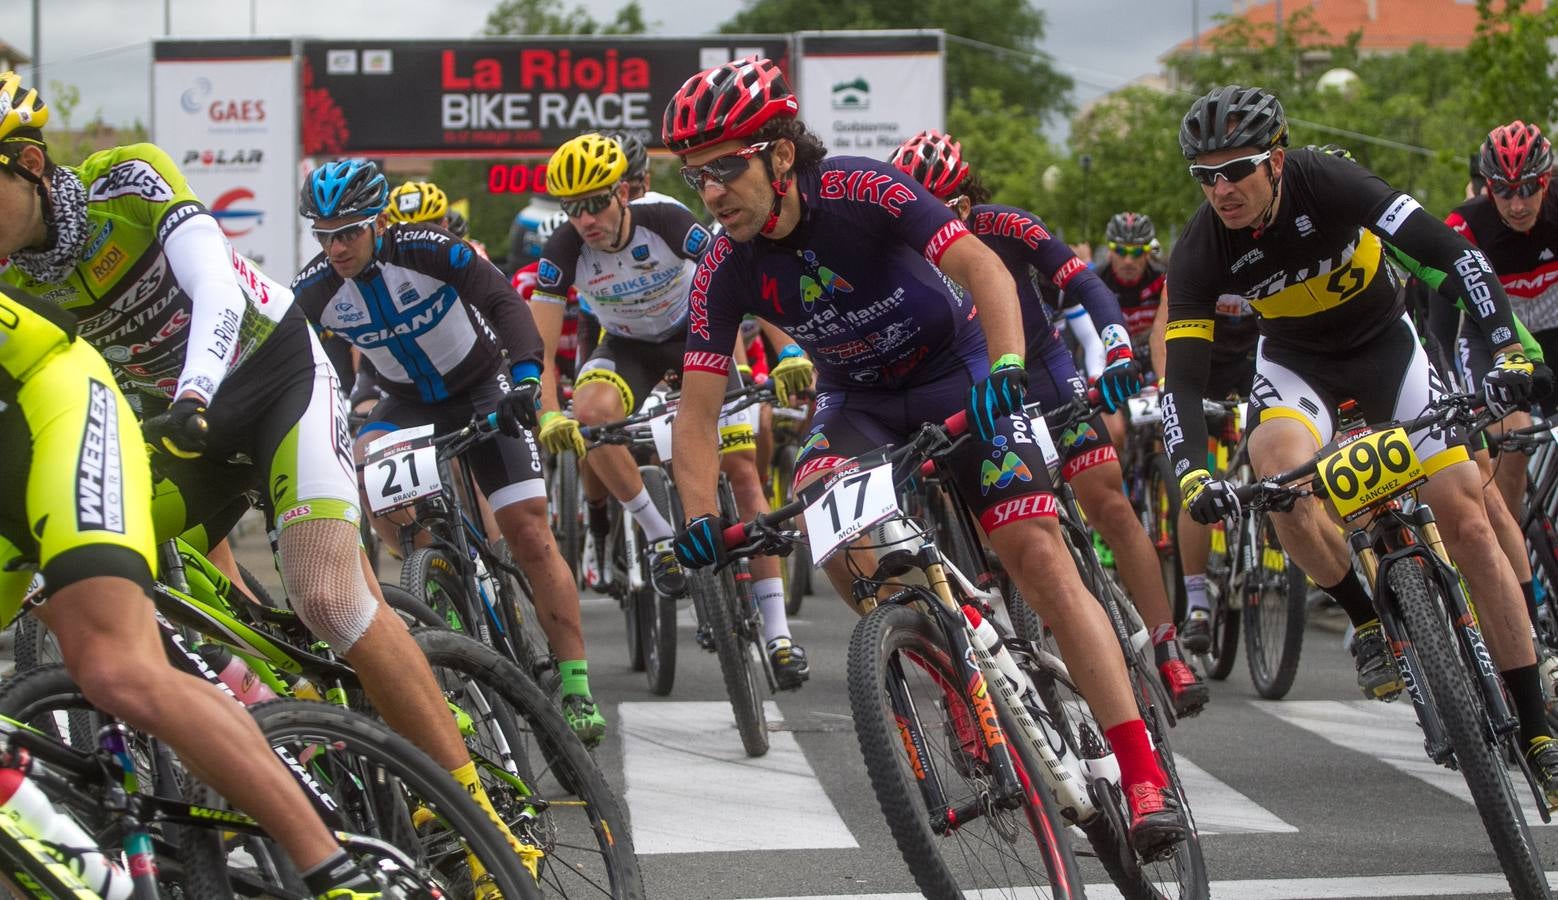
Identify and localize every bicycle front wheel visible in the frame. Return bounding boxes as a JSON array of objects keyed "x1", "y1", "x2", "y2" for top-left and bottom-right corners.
[
  {"x1": 1242, "y1": 514, "x2": 1307, "y2": 699},
  {"x1": 848, "y1": 602, "x2": 1082, "y2": 899},
  {"x1": 1392, "y1": 559, "x2": 1549, "y2": 899},
  {"x1": 550, "y1": 450, "x2": 585, "y2": 585},
  {"x1": 637, "y1": 466, "x2": 679, "y2": 696}
]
